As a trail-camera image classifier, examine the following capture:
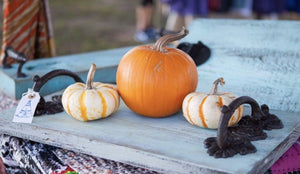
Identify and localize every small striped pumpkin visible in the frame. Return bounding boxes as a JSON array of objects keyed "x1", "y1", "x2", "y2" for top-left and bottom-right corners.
[
  {"x1": 182, "y1": 78, "x2": 244, "y2": 129},
  {"x1": 62, "y1": 63, "x2": 120, "y2": 121}
]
